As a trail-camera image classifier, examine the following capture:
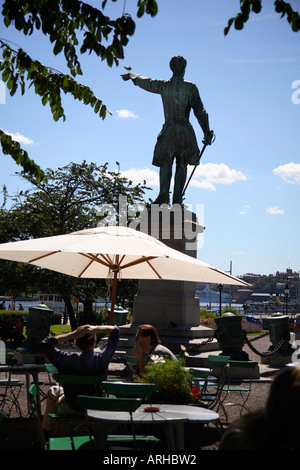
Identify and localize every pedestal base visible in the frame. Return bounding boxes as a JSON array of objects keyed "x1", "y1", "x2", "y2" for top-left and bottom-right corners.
[{"x1": 132, "y1": 204, "x2": 204, "y2": 326}]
